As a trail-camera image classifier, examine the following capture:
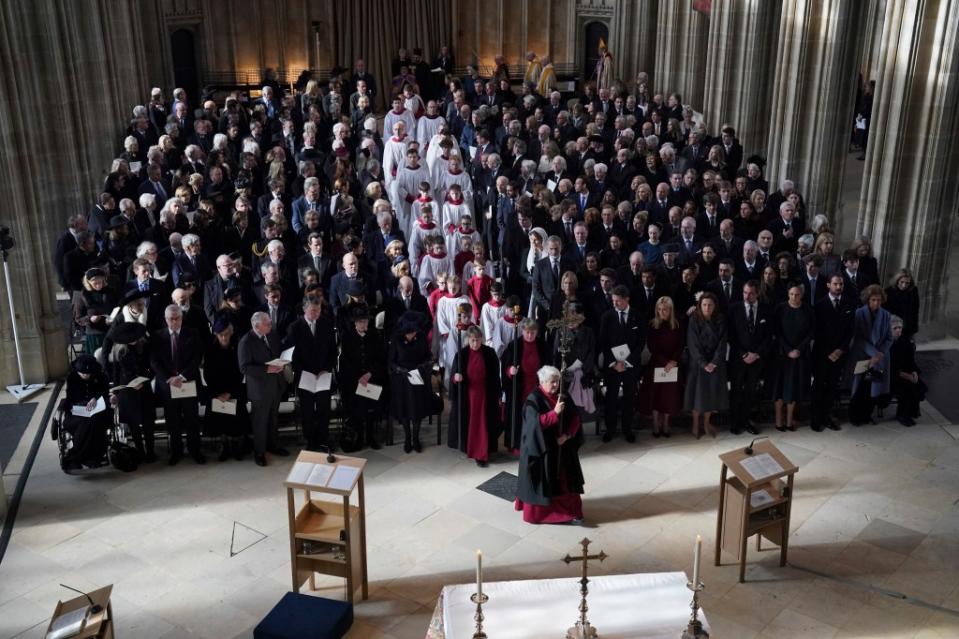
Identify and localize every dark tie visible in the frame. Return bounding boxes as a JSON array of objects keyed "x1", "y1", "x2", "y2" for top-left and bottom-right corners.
[
  {"x1": 747, "y1": 305, "x2": 755, "y2": 332},
  {"x1": 580, "y1": 195, "x2": 586, "y2": 210},
  {"x1": 155, "y1": 181, "x2": 166, "y2": 199},
  {"x1": 270, "y1": 307, "x2": 277, "y2": 325},
  {"x1": 309, "y1": 321, "x2": 315, "y2": 336},
  {"x1": 170, "y1": 331, "x2": 179, "y2": 371},
  {"x1": 833, "y1": 298, "x2": 839, "y2": 311},
  {"x1": 565, "y1": 222, "x2": 572, "y2": 237},
  {"x1": 619, "y1": 311, "x2": 626, "y2": 327},
  {"x1": 552, "y1": 260, "x2": 559, "y2": 280},
  {"x1": 404, "y1": 297, "x2": 411, "y2": 310},
  {"x1": 685, "y1": 239, "x2": 692, "y2": 252},
  {"x1": 314, "y1": 256, "x2": 322, "y2": 273},
  {"x1": 723, "y1": 281, "x2": 731, "y2": 299}
]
